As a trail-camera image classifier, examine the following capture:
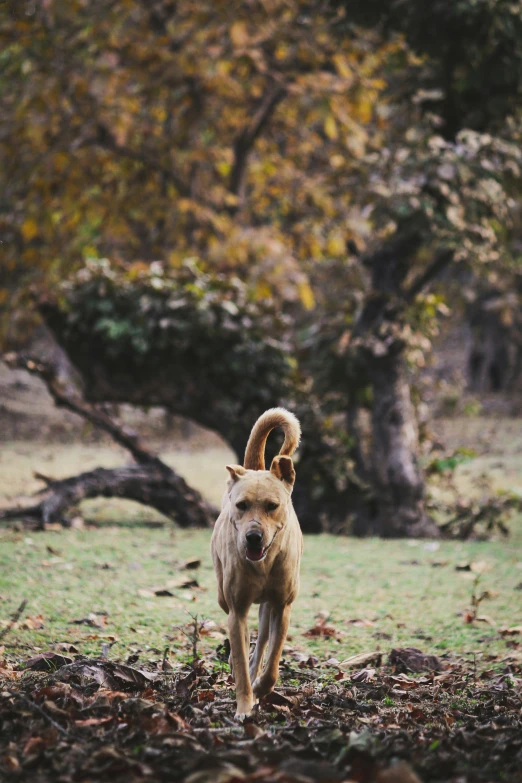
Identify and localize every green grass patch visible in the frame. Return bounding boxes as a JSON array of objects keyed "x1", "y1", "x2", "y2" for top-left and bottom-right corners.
[
  {"x1": 0, "y1": 438, "x2": 521, "y2": 668},
  {"x1": 1, "y1": 524, "x2": 521, "y2": 666}
]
